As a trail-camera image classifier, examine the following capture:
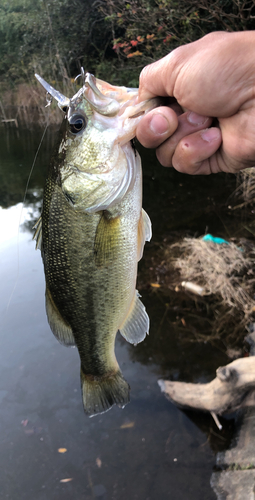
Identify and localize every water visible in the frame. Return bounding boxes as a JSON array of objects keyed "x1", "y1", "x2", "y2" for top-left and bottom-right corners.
[{"x1": 0, "y1": 126, "x2": 247, "y2": 499}]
